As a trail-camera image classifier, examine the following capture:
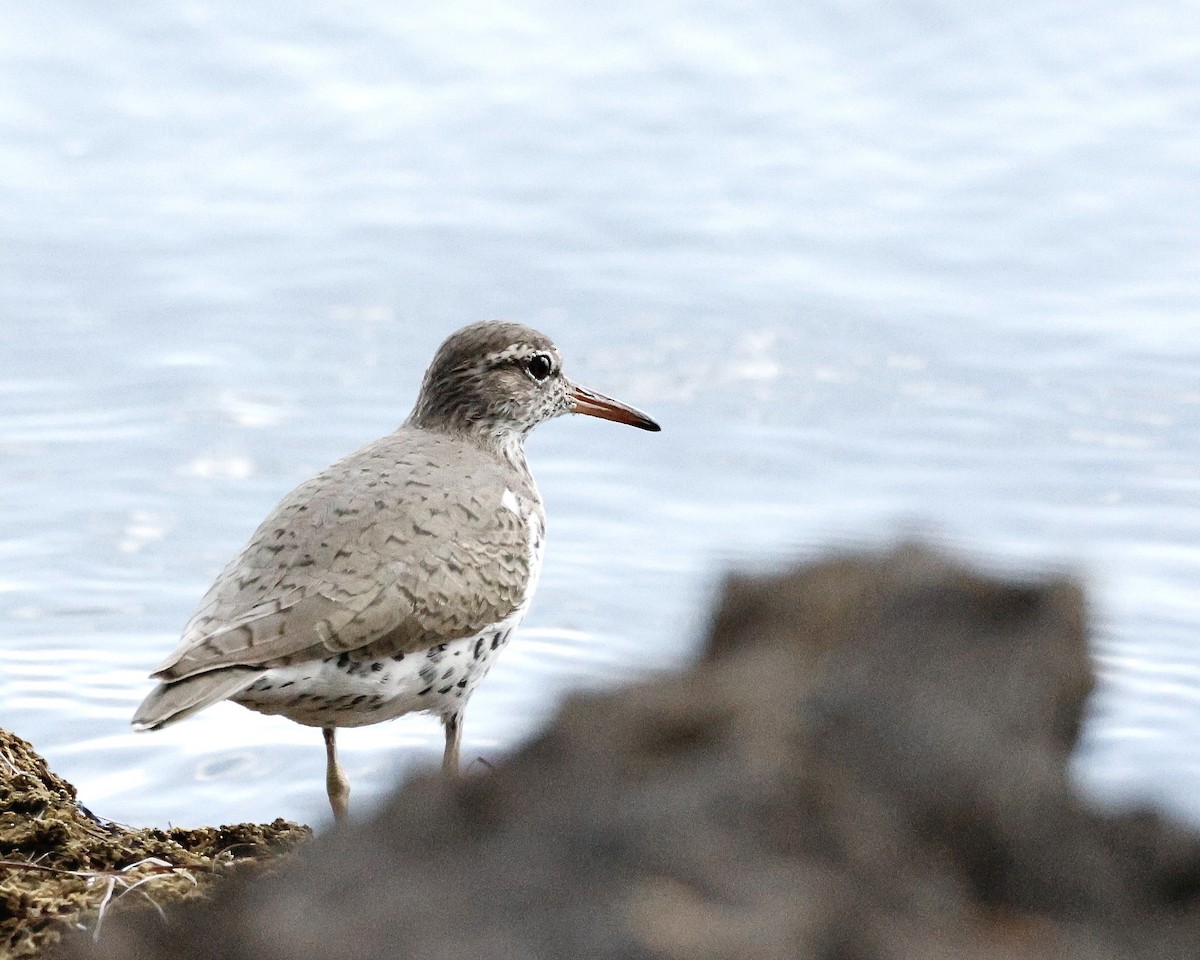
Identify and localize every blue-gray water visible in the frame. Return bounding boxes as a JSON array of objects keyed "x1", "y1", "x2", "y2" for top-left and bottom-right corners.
[{"x1": 2, "y1": 0, "x2": 1199, "y2": 828}]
